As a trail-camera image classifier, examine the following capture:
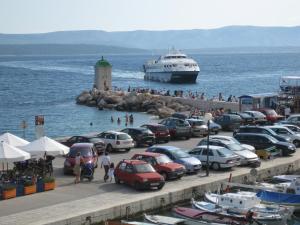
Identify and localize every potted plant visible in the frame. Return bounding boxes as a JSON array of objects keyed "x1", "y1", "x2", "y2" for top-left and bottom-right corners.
[
  {"x1": 2, "y1": 183, "x2": 17, "y2": 200},
  {"x1": 43, "y1": 177, "x2": 55, "y2": 191},
  {"x1": 24, "y1": 180, "x2": 36, "y2": 195}
]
